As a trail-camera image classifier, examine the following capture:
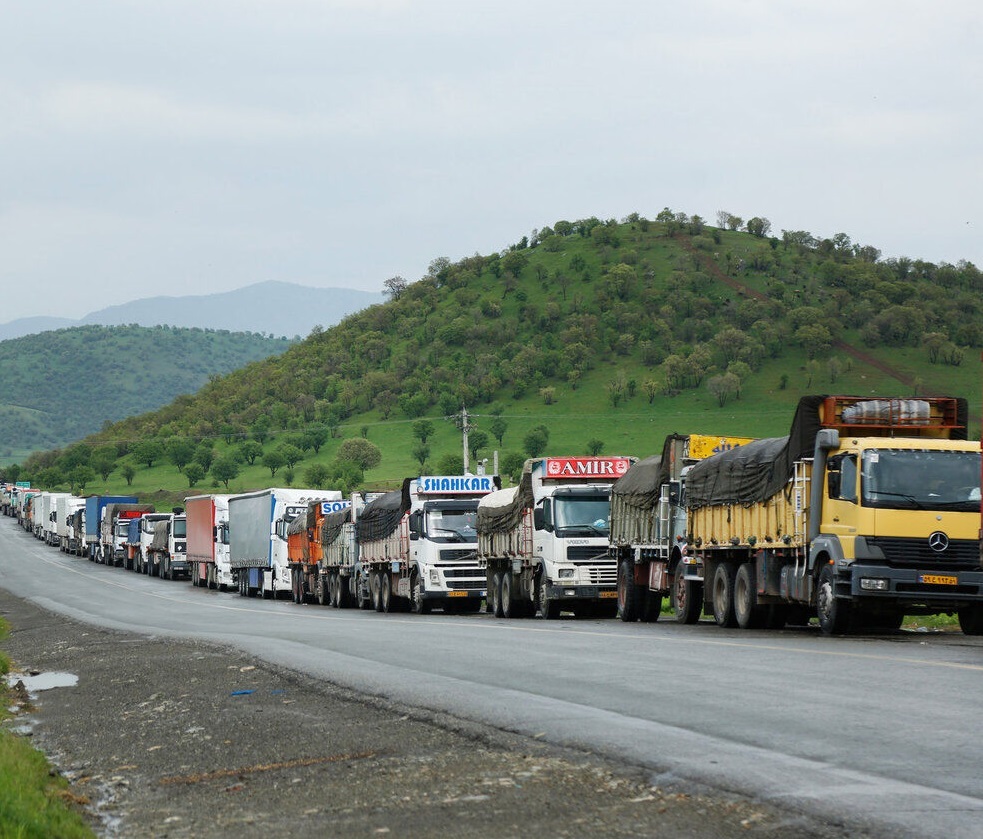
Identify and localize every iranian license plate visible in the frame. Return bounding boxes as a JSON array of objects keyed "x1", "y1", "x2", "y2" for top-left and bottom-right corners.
[
  {"x1": 599, "y1": 591, "x2": 618, "y2": 599},
  {"x1": 447, "y1": 591, "x2": 468, "y2": 597},
  {"x1": 919, "y1": 574, "x2": 957, "y2": 586}
]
